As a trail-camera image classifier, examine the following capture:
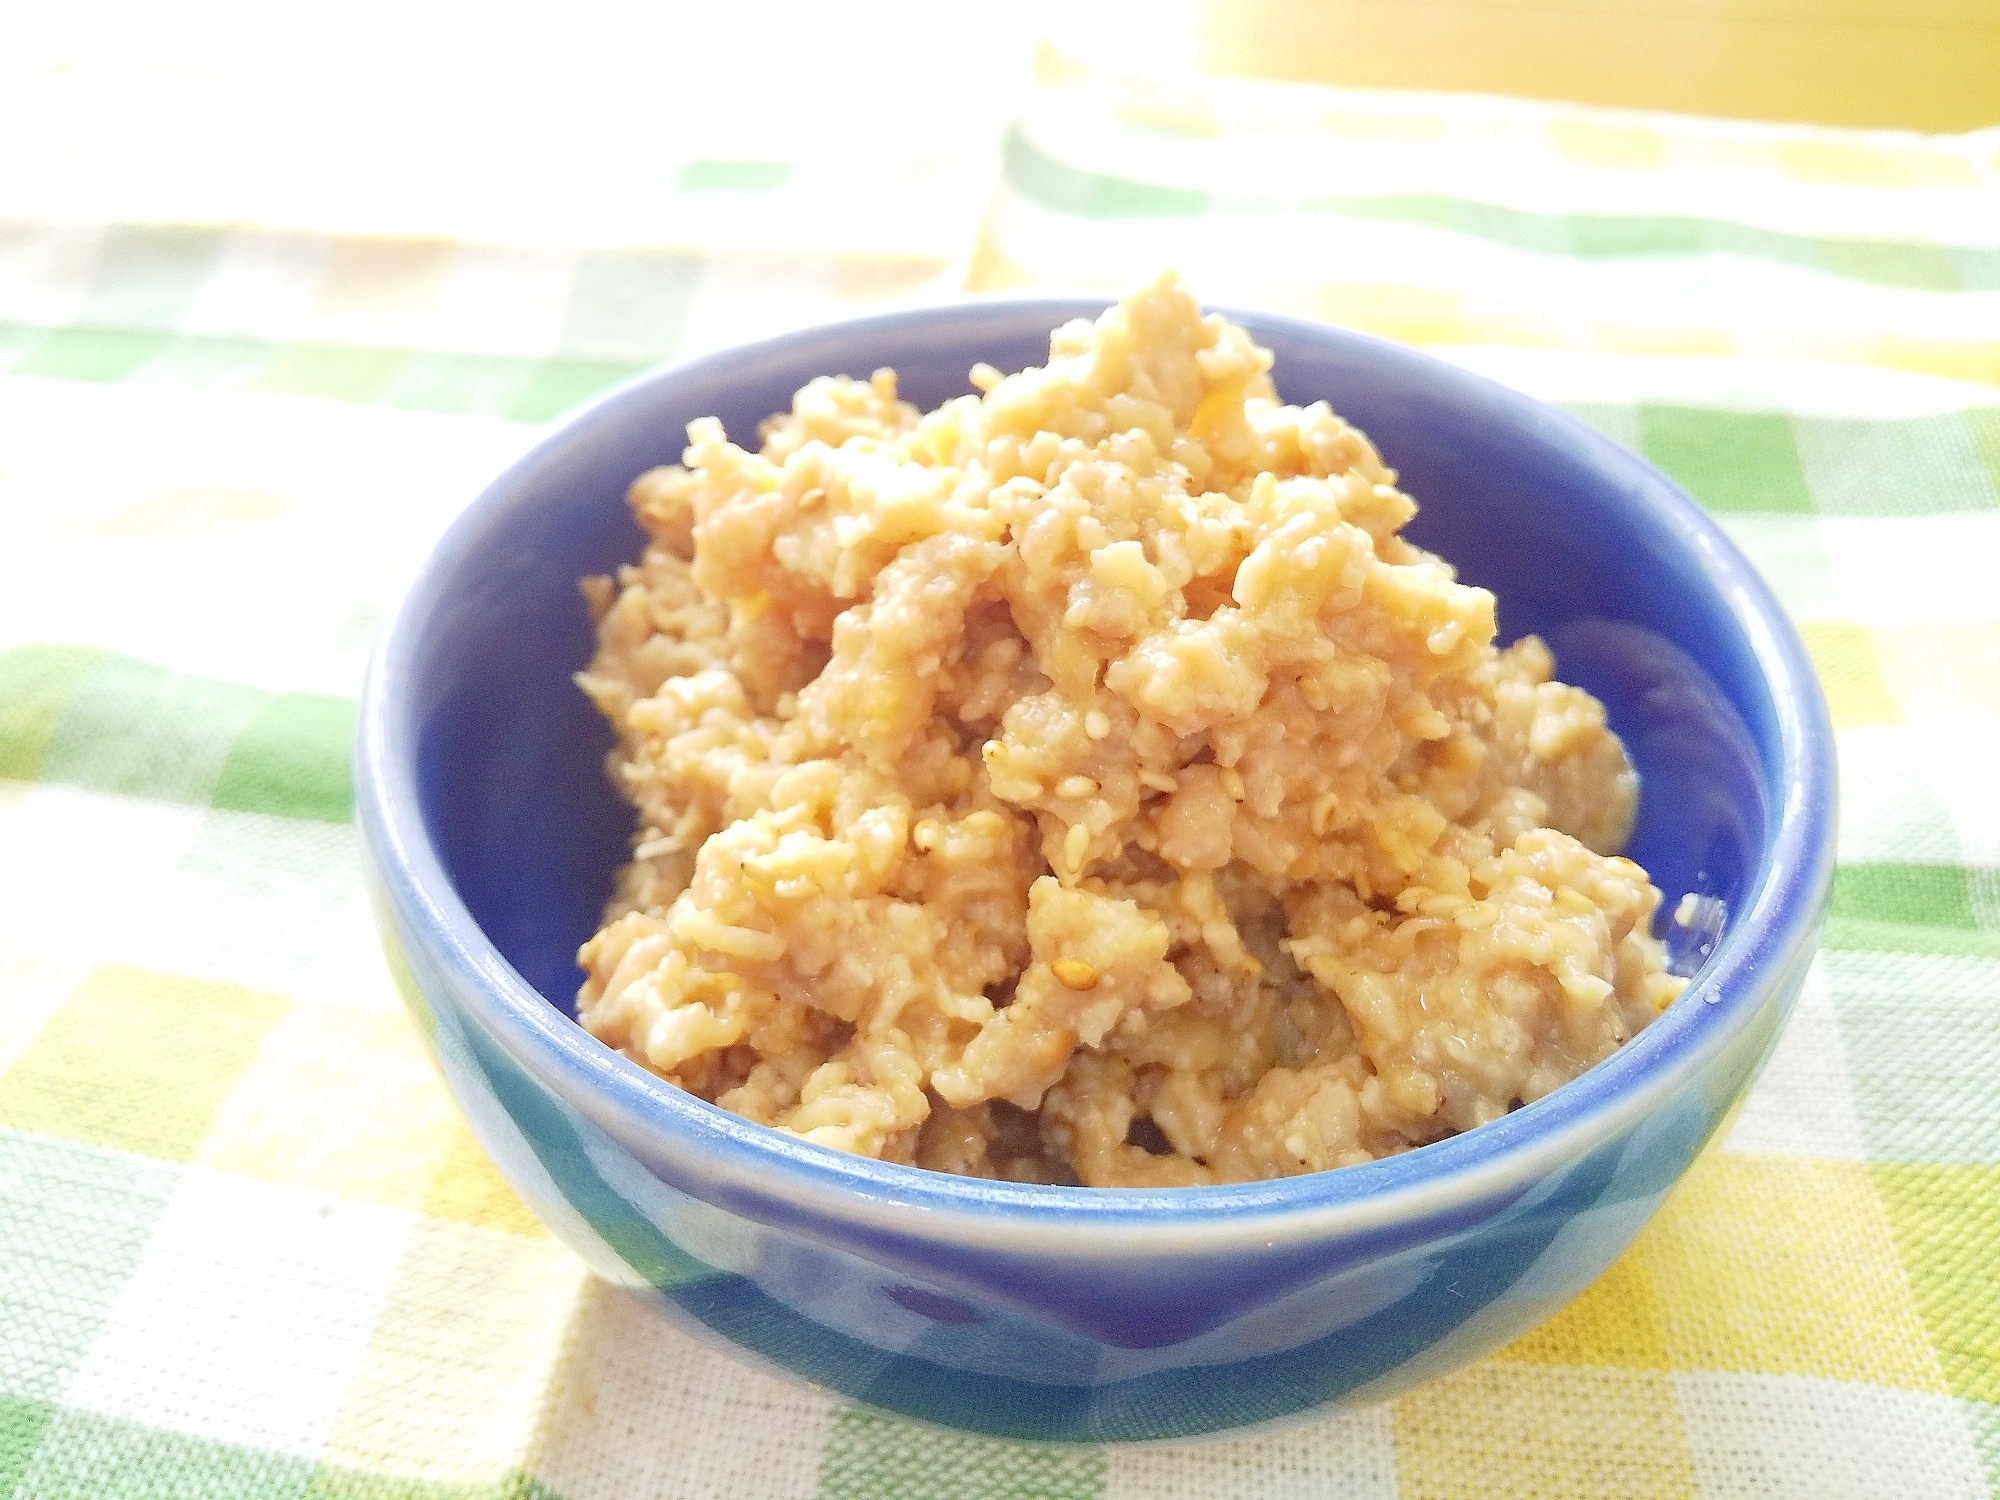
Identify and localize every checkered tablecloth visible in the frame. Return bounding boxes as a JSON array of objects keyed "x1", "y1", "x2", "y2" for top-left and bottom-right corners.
[{"x1": 2, "y1": 40, "x2": 1996, "y2": 1500}]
